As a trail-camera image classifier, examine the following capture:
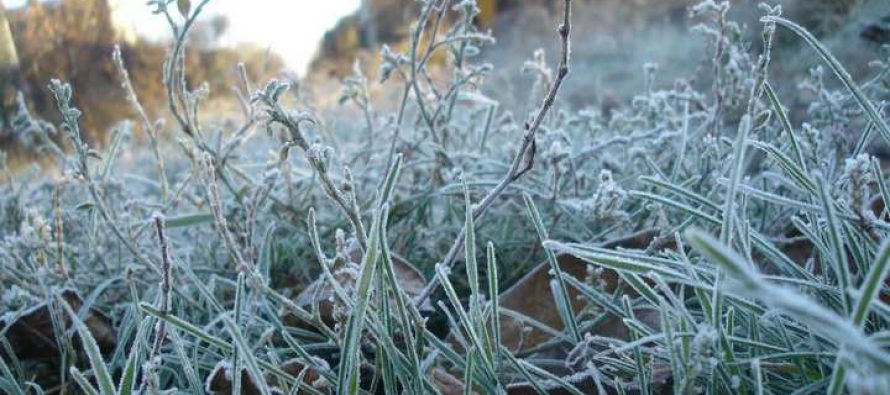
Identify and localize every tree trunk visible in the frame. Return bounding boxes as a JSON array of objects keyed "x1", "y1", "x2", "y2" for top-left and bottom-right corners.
[{"x1": 0, "y1": 2, "x2": 22, "y2": 132}]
